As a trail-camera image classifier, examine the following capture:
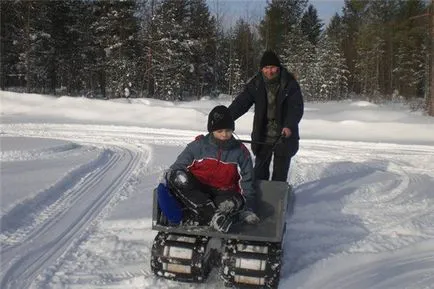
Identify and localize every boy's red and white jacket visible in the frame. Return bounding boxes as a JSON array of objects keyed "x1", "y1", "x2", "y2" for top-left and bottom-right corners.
[{"x1": 170, "y1": 133, "x2": 256, "y2": 210}]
